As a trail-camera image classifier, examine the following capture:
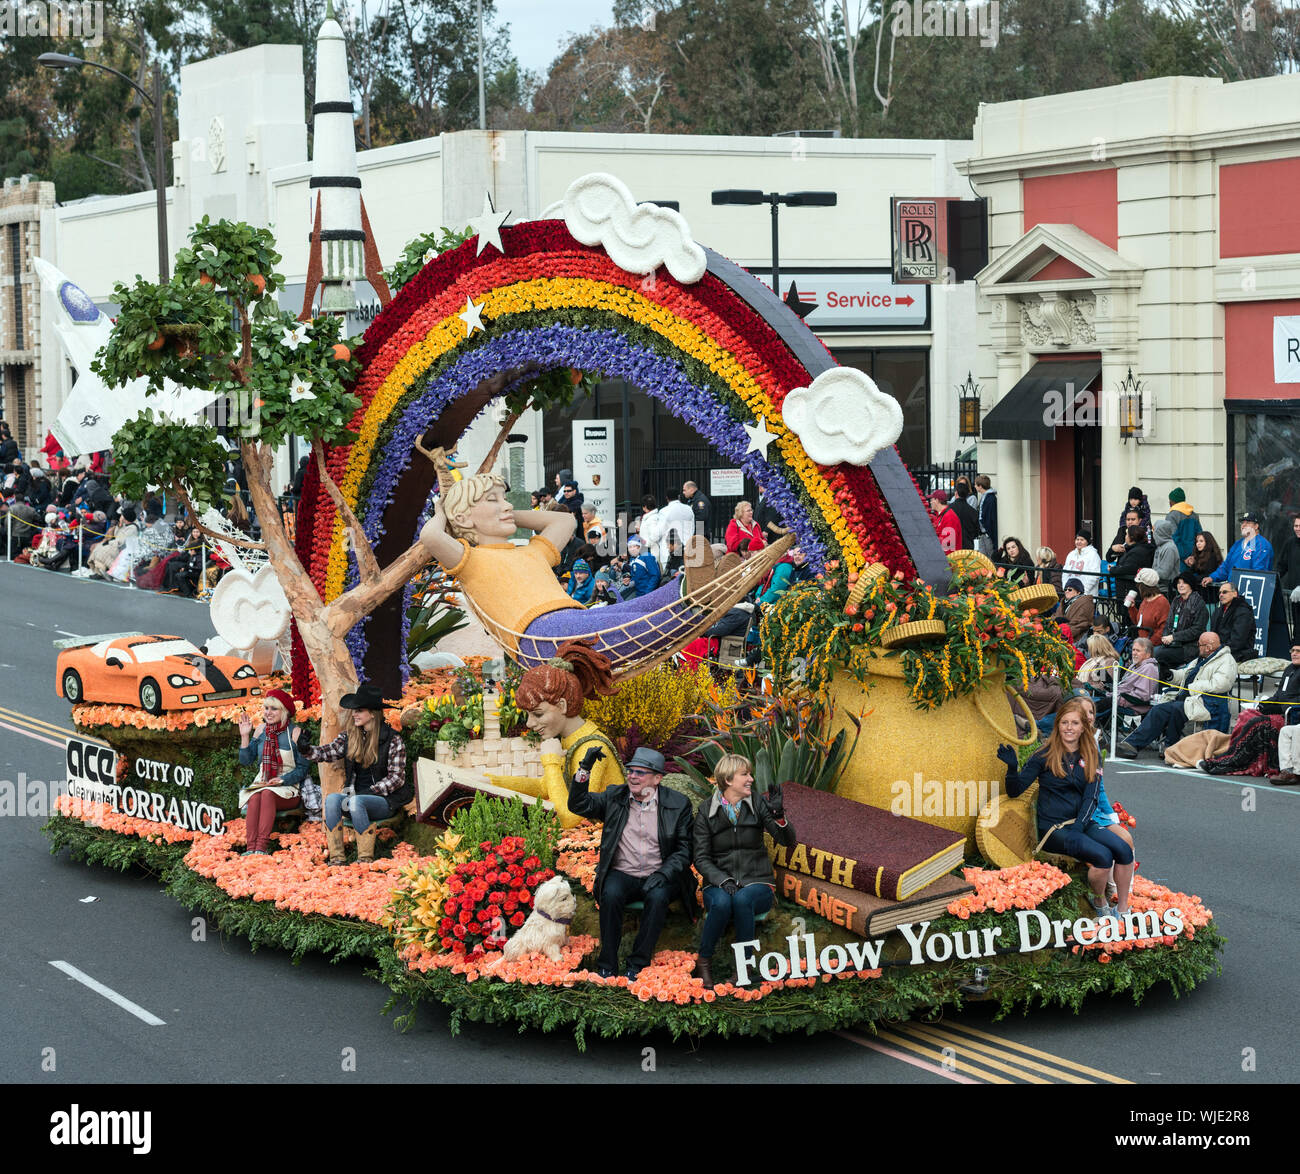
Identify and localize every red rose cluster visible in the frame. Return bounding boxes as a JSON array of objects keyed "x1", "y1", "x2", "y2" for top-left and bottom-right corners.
[{"x1": 440, "y1": 836, "x2": 555, "y2": 961}]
